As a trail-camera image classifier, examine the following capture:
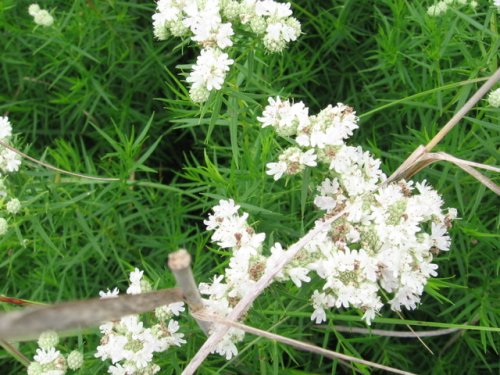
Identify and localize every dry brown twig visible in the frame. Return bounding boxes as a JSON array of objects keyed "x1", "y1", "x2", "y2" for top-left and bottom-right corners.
[
  {"x1": 386, "y1": 67, "x2": 500, "y2": 195},
  {"x1": 168, "y1": 249, "x2": 211, "y2": 335},
  {"x1": 319, "y1": 325, "x2": 460, "y2": 338},
  {"x1": 0, "y1": 288, "x2": 183, "y2": 341},
  {"x1": 193, "y1": 311, "x2": 417, "y2": 375},
  {"x1": 0, "y1": 140, "x2": 121, "y2": 182}
]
